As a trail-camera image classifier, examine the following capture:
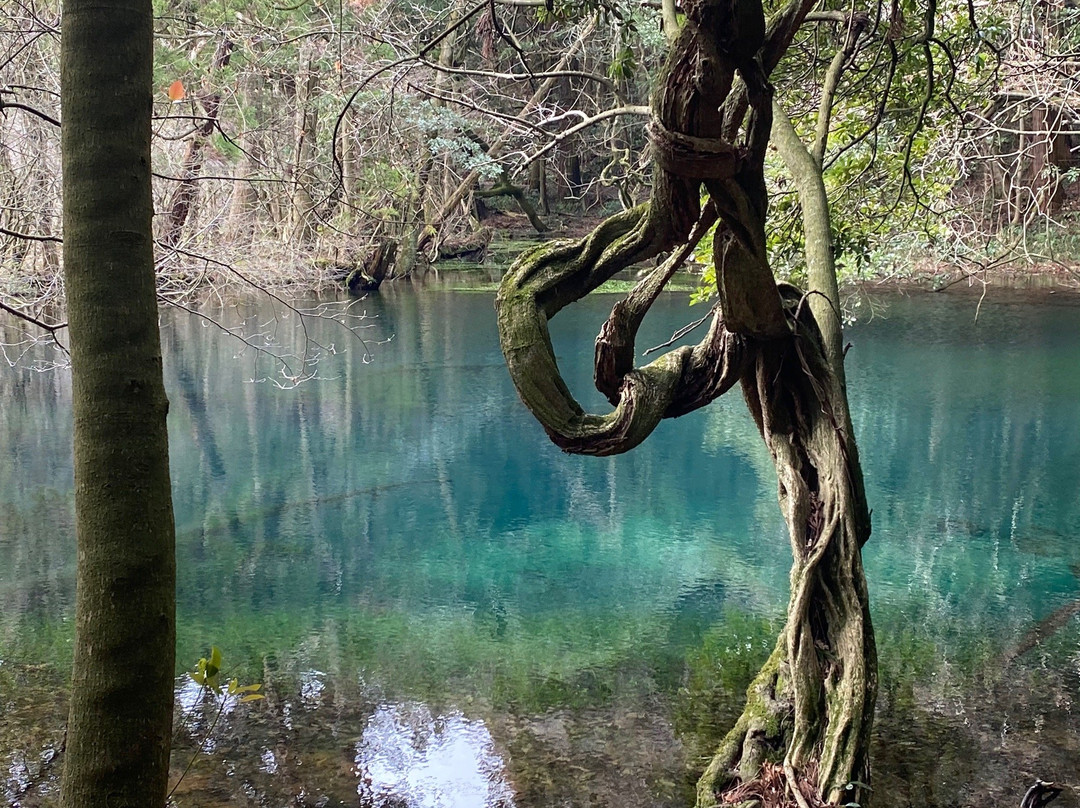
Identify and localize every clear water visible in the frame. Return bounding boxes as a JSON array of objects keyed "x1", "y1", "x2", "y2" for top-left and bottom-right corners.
[{"x1": 2, "y1": 287, "x2": 1079, "y2": 807}]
